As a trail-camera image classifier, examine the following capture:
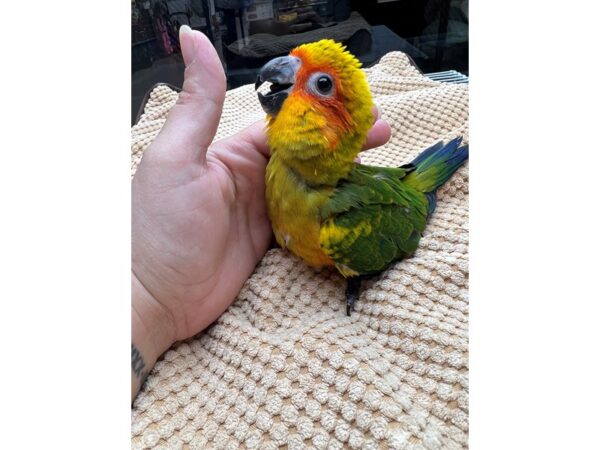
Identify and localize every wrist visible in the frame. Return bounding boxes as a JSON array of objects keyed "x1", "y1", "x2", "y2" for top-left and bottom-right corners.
[{"x1": 131, "y1": 271, "x2": 177, "y2": 400}]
